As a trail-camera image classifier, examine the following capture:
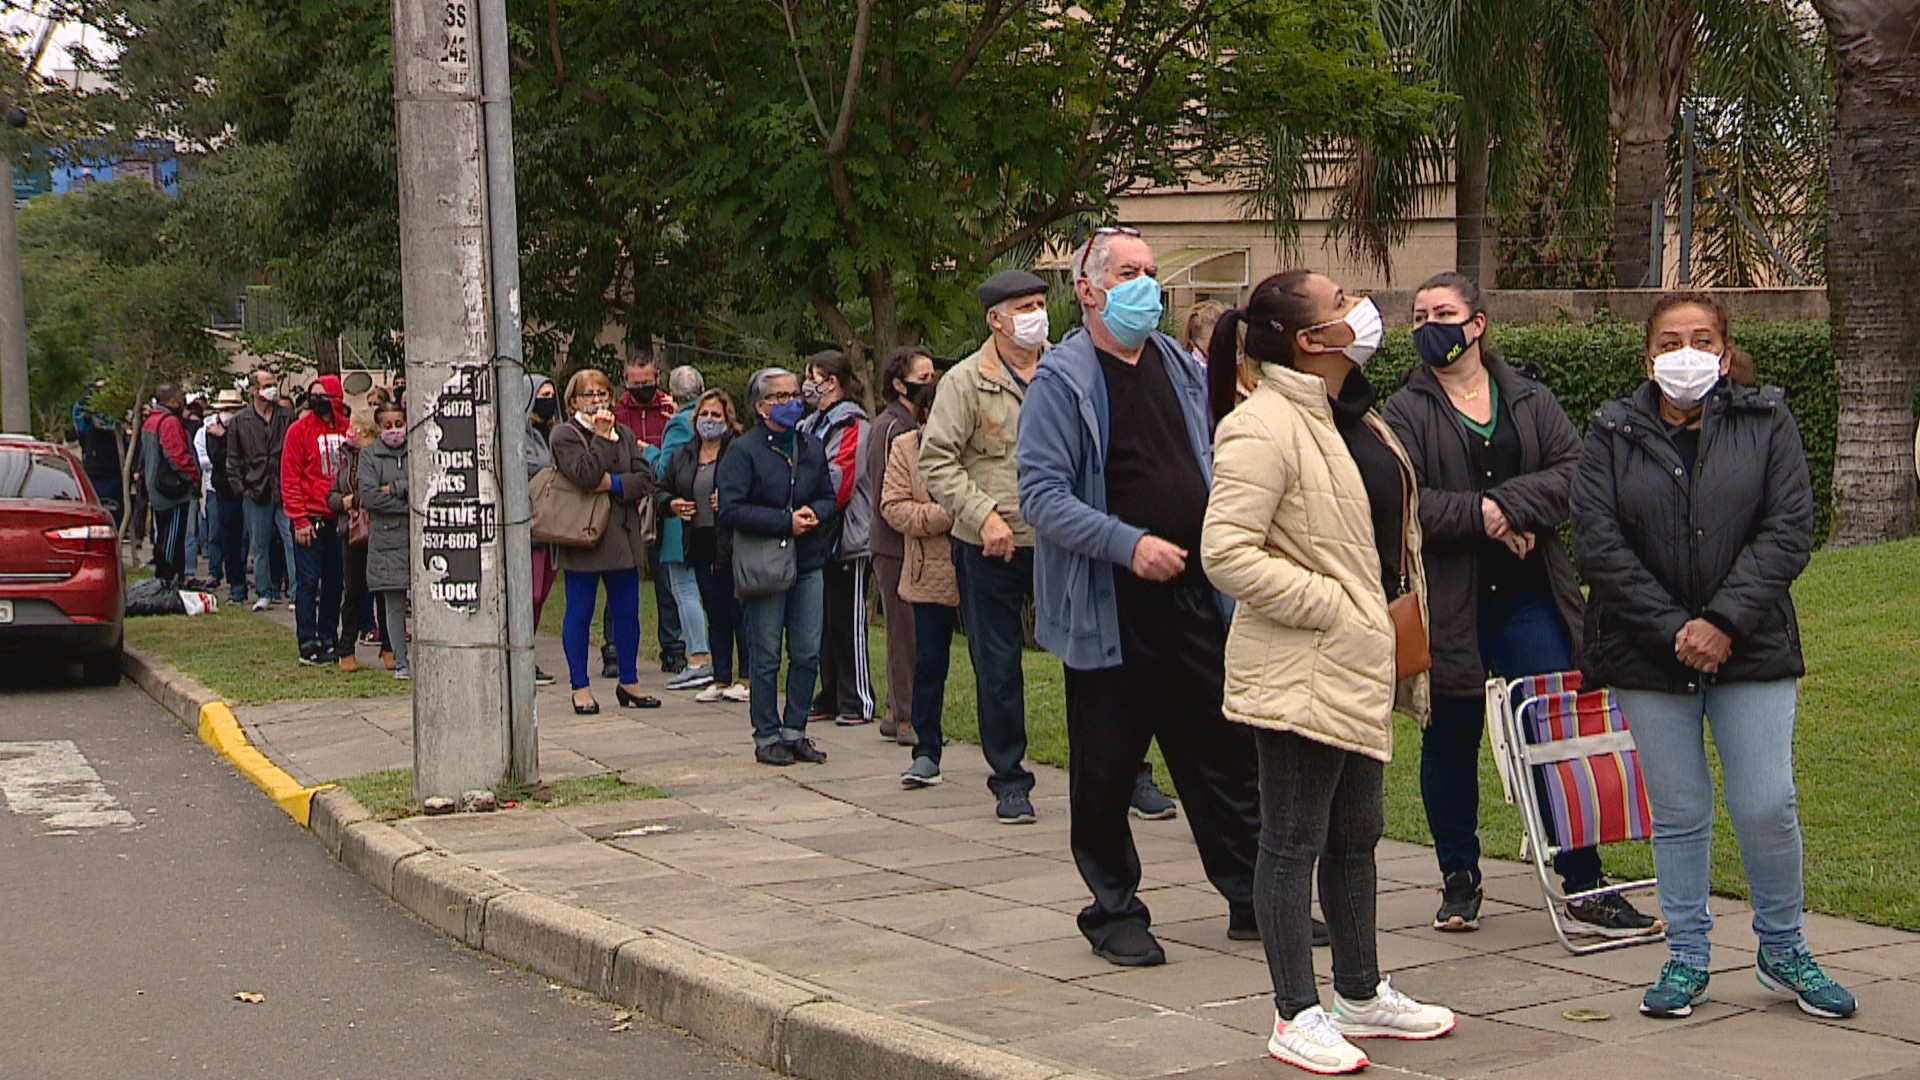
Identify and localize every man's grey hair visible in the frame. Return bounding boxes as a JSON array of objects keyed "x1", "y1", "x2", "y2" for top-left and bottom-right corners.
[
  {"x1": 746, "y1": 366, "x2": 795, "y2": 411},
  {"x1": 1071, "y1": 233, "x2": 1117, "y2": 284},
  {"x1": 667, "y1": 365, "x2": 705, "y2": 405}
]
